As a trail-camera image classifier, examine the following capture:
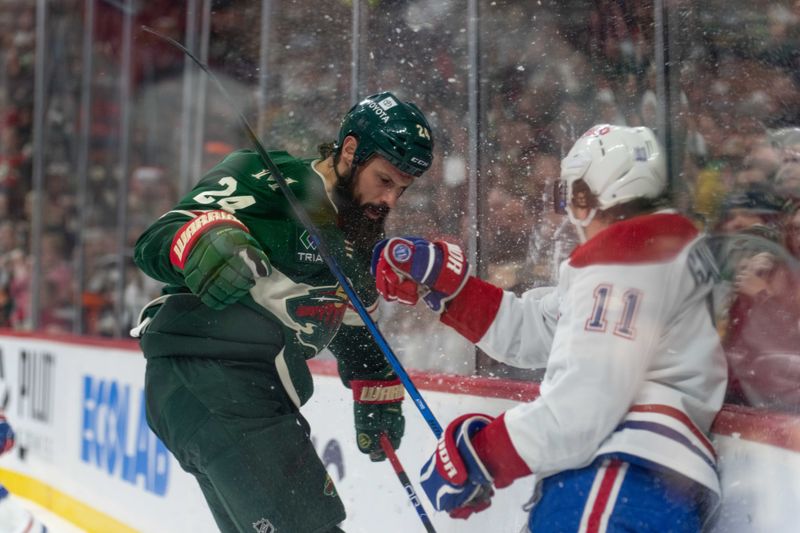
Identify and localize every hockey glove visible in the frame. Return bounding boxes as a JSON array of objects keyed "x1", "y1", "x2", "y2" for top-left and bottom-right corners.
[
  {"x1": 351, "y1": 379, "x2": 405, "y2": 462},
  {"x1": 0, "y1": 415, "x2": 15, "y2": 455},
  {"x1": 371, "y1": 237, "x2": 470, "y2": 312},
  {"x1": 170, "y1": 210, "x2": 271, "y2": 310},
  {"x1": 420, "y1": 413, "x2": 495, "y2": 519}
]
